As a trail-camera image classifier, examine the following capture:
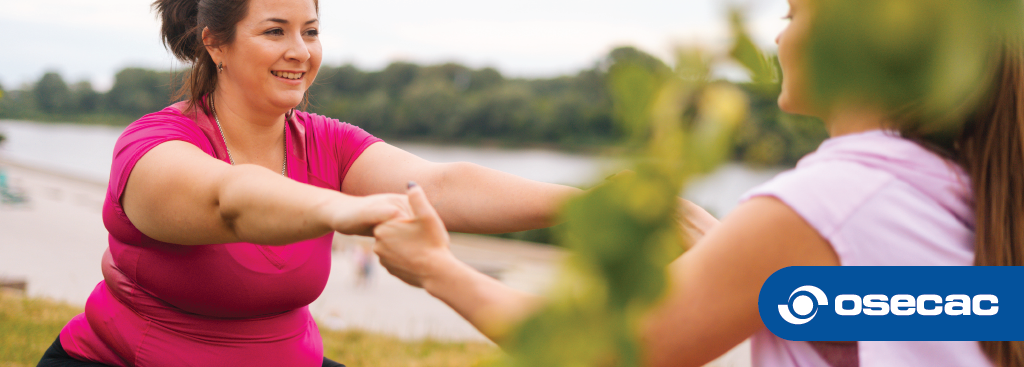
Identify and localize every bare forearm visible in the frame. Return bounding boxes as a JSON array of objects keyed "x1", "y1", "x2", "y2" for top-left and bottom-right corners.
[
  {"x1": 430, "y1": 162, "x2": 581, "y2": 233},
  {"x1": 423, "y1": 254, "x2": 542, "y2": 344},
  {"x1": 217, "y1": 164, "x2": 349, "y2": 245}
]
